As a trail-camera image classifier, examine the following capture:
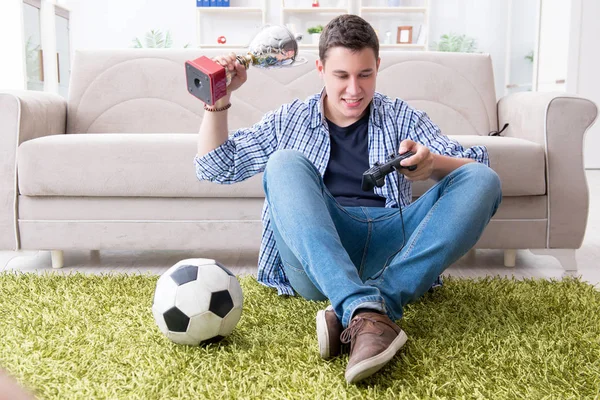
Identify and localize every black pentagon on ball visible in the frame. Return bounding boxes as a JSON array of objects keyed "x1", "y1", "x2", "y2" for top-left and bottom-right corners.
[
  {"x1": 215, "y1": 261, "x2": 235, "y2": 277},
  {"x1": 163, "y1": 306, "x2": 190, "y2": 332},
  {"x1": 209, "y1": 290, "x2": 234, "y2": 318},
  {"x1": 170, "y1": 265, "x2": 198, "y2": 286}
]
